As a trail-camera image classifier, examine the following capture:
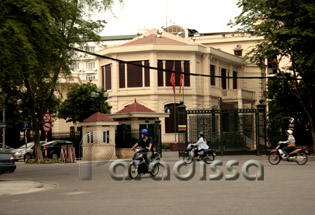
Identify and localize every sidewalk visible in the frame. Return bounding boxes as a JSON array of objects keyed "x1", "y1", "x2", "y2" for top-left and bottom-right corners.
[{"x1": 0, "y1": 180, "x2": 56, "y2": 196}]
